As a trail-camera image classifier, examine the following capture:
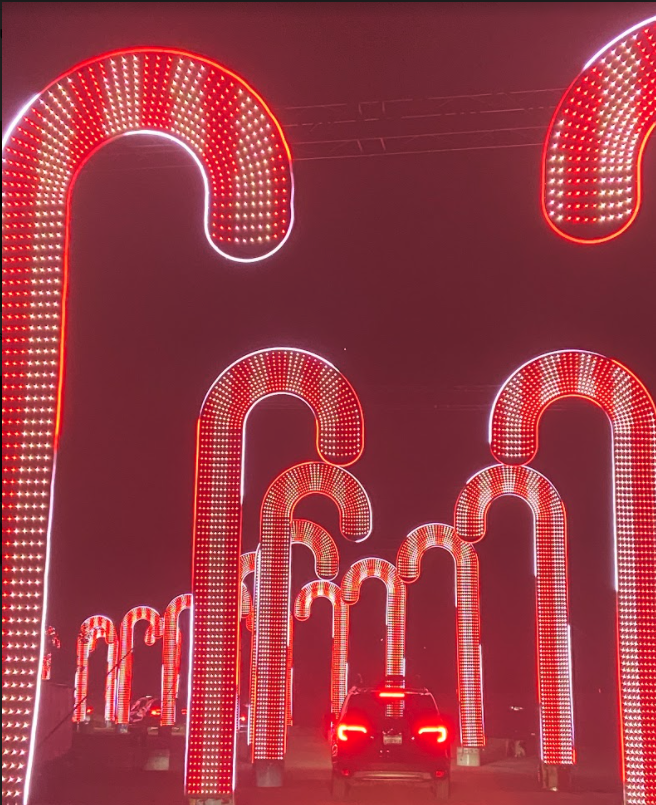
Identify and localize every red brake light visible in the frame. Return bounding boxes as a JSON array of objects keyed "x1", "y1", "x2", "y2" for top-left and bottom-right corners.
[
  {"x1": 418, "y1": 725, "x2": 448, "y2": 743},
  {"x1": 150, "y1": 707, "x2": 161, "y2": 717},
  {"x1": 378, "y1": 690, "x2": 405, "y2": 699},
  {"x1": 87, "y1": 706, "x2": 94, "y2": 714},
  {"x1": 337, "y1": 723, "x2": 368, "y2": 741},
  {"x1": 181, "y1": 708, "x2": 187, "y2": 715}
]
